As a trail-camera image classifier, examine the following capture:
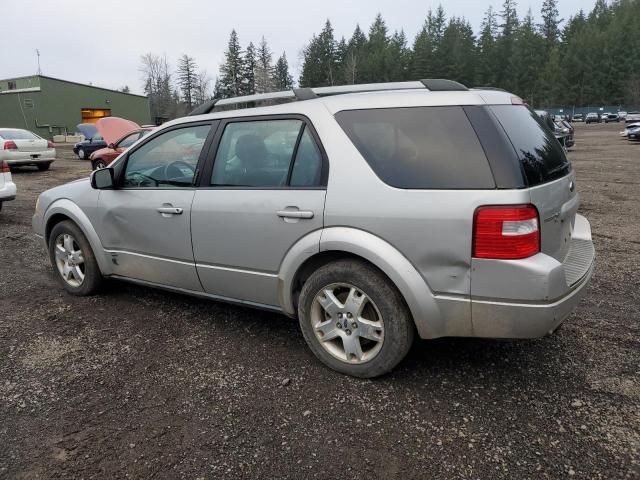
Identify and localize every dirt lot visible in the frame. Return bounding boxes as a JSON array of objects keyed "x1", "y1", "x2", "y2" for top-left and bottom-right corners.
[{"x1": 0, "y1": 123, "x2": 638, "y2": 479}]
